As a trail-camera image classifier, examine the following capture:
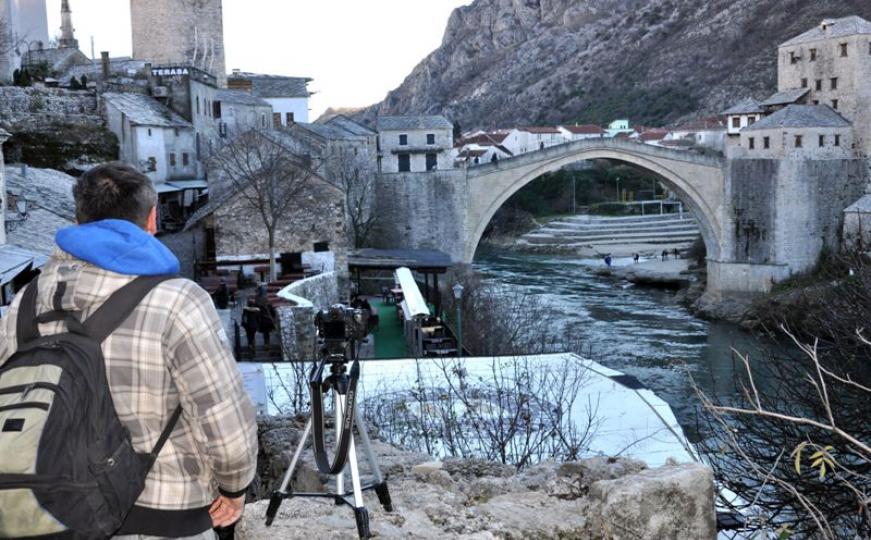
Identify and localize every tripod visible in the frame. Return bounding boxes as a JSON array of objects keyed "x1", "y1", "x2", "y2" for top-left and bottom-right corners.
[{"x1": 265, "y1": 343, "x2": 392, "y2": 539}]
